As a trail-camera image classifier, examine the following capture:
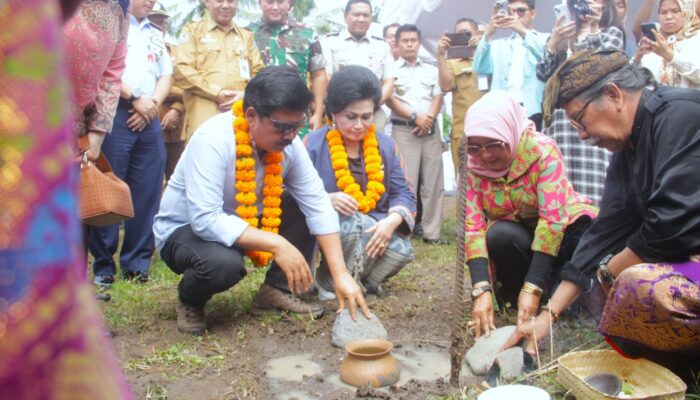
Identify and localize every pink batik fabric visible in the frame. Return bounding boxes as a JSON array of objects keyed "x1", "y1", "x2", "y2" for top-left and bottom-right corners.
[{"x1": 464, "y1": 129, "x2": 598, "y2": 261}]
